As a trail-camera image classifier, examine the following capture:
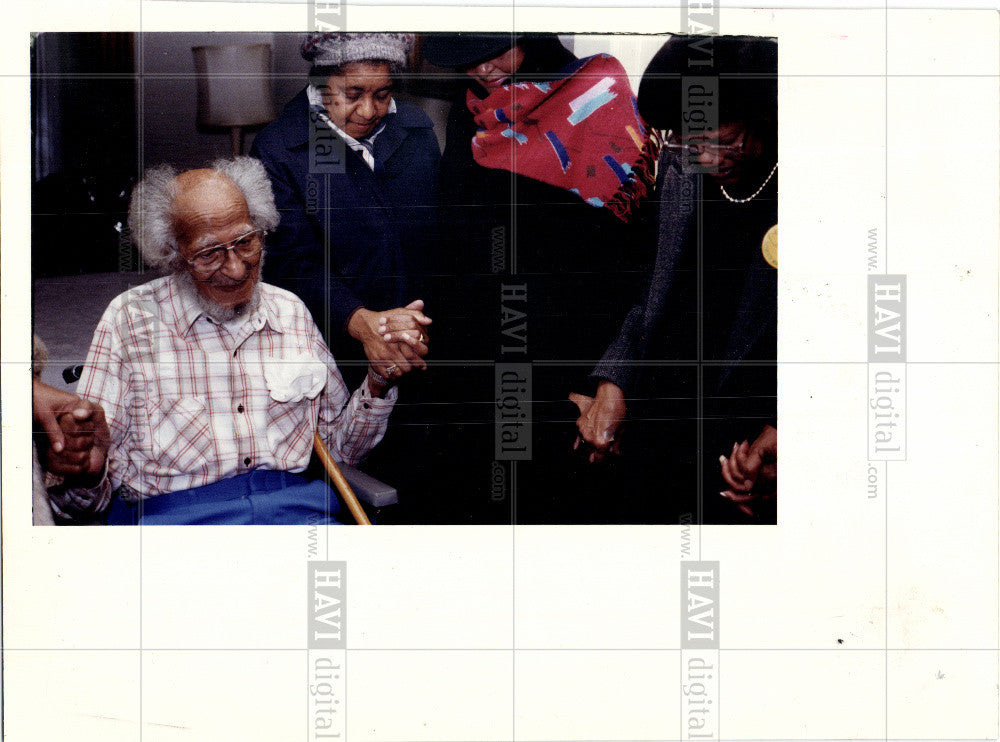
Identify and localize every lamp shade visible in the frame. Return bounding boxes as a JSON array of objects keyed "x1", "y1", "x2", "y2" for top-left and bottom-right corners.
[{"x1": 192, "y1": 44, "x2": 276, "y2": 127}]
